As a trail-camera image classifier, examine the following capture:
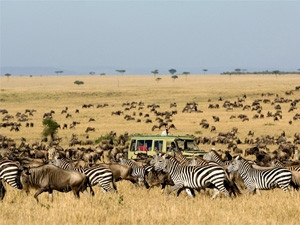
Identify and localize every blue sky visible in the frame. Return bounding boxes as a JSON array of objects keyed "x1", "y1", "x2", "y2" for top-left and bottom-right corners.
[{"x1": 1, "y1": 1, "x2": 300, "y2": 75}]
